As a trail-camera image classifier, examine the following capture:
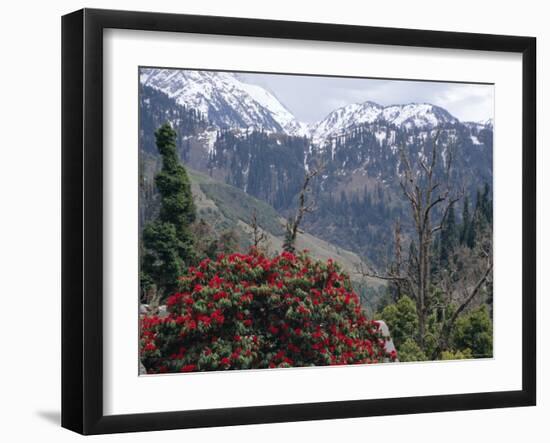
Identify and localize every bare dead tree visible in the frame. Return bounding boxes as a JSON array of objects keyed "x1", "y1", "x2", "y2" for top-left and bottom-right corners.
[
  {"x1": 359, "y1": 130, "x2": 464, "y2": 349},
  {"x1": 283, "y1": 164, "x2": 323, "y2": 253},
  {"x1": 250, "y1": 208, "x2": 267, "y2": 249},
  {"x1": 431, "y1": 237, "x2": 493, "y2": 358},
  {"x1": 389, "y1": 218, "x2": 404, "y2": 302}
]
